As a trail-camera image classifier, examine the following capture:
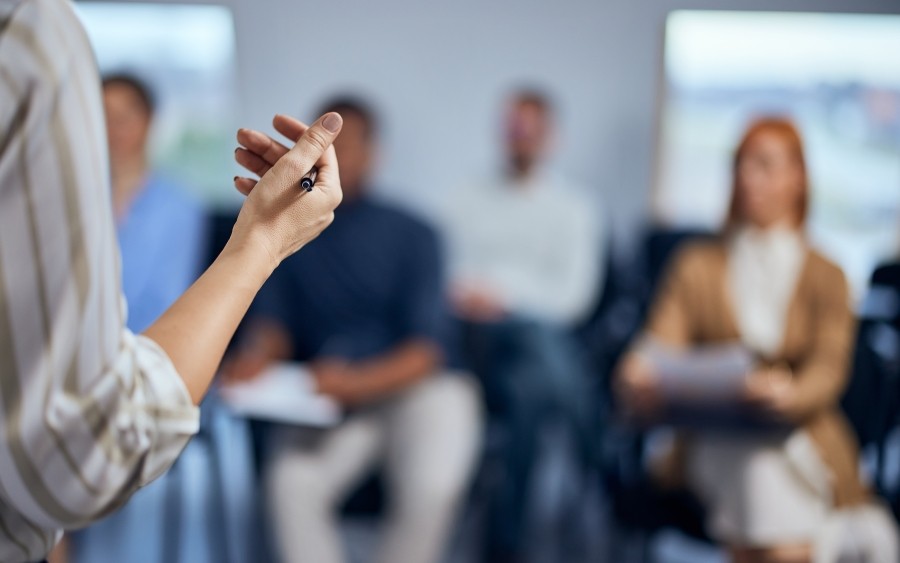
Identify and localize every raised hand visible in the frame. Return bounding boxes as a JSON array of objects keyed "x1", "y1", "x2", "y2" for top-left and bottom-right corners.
[
  {"x1": 234, "y1": 113, "x2": 312, "y2": 194},
  {"x1": 229, "y1": 112, "x2": 343, "y2": 267}
]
